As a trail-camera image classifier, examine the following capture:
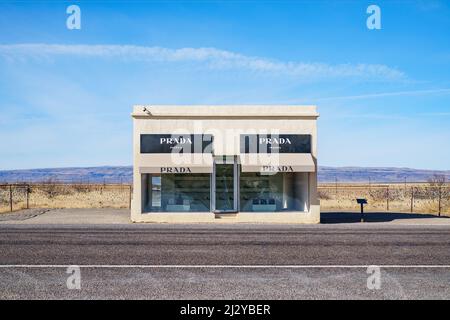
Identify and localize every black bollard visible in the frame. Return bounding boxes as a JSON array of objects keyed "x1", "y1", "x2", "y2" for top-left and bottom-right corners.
[{"x1": 356, "y1": 198, "x2": 368, "y2": 223}]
